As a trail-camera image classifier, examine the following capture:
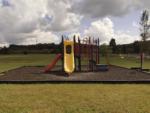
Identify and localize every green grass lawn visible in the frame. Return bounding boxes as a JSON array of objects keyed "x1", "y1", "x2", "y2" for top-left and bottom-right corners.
[
  {"x1": 0, "y1": 54, "x2": 55, "y2": 72},
  {"x1": 0, "y1": 54, "x2": 149, "y2": 72},
  {"x1": 0, "y1": 84, "x2": 150, "y2": 113},
  {"x1": 109, "y1": 55, "x2": 150, "y2": 69},
  {"x1": 0, "y1": 54, "x2": 150, "y2": 113}
]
